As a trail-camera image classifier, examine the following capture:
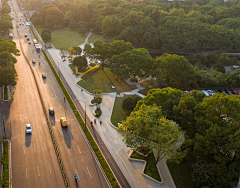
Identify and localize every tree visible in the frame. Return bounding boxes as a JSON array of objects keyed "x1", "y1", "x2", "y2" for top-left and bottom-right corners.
[
  {"x1": 122, "y1": 95, "x2": 142, "y2": 114},
  {"x1": 136, "y1": 87, "x2": 183, "y2": 121},
  {"x1": 118, "y1": 104, "x2": 185, "y2": 164},
  {"x1": 0, "y1": 38, "x2": 20, "y2": 55},
  {"x1": 45, "y1": 6, "x2": 64, "y2": 28},
  {"x1": 153, "y1": 53, "x2": 196, "y2": 89},
  {"x1": 212, "y1": 62, "x2": 225, "y2": 73},
  {"x1": 42, "y1": 33, "x2": 51, "y2": 41},
  {"x1": 41, "y1": 28, "x2": 51, "y2": 37},
  {"x1": 73, "y1": 47, "x2": 82, "y2": 56},
  {"x1": 44, "y1": 22, "x2": 53, "y2": 29},
  {"x1": 110, "y1": 48, "x2": 153, "y2": 79},
  {"x1": 68, "y1": 47, "x2": 76, "y2": 58},
  {"x1": 101, "y1": 15, "x2": 120, "y2": 38},
  {"x1": 207, "y1": 52, "x2": 218, "y2": 68},
  {"x1": 0, "y1": 51, "x2": 17, "y2": 67},
  {"x1": 108, "y1": 40, "x2": 134, "y2": 57},
  {"x1": 228, "y1": 68, "x2": 240, "y2": 87},
  {"x1": 0, "y1": 66, "x2": 18, "y2": 87},
  {"x1": 79, "y1": 26, "x2": 87, "y2": 35},
  {"x1": 69, "y1": 20, "x2": 78, "y2": 30},
  {"x1": 72, "y1": 56, "x2": 87, "y2": 71},
  {"x1": 191, "y1": 161, "x2": 214, "y2": 188}
]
